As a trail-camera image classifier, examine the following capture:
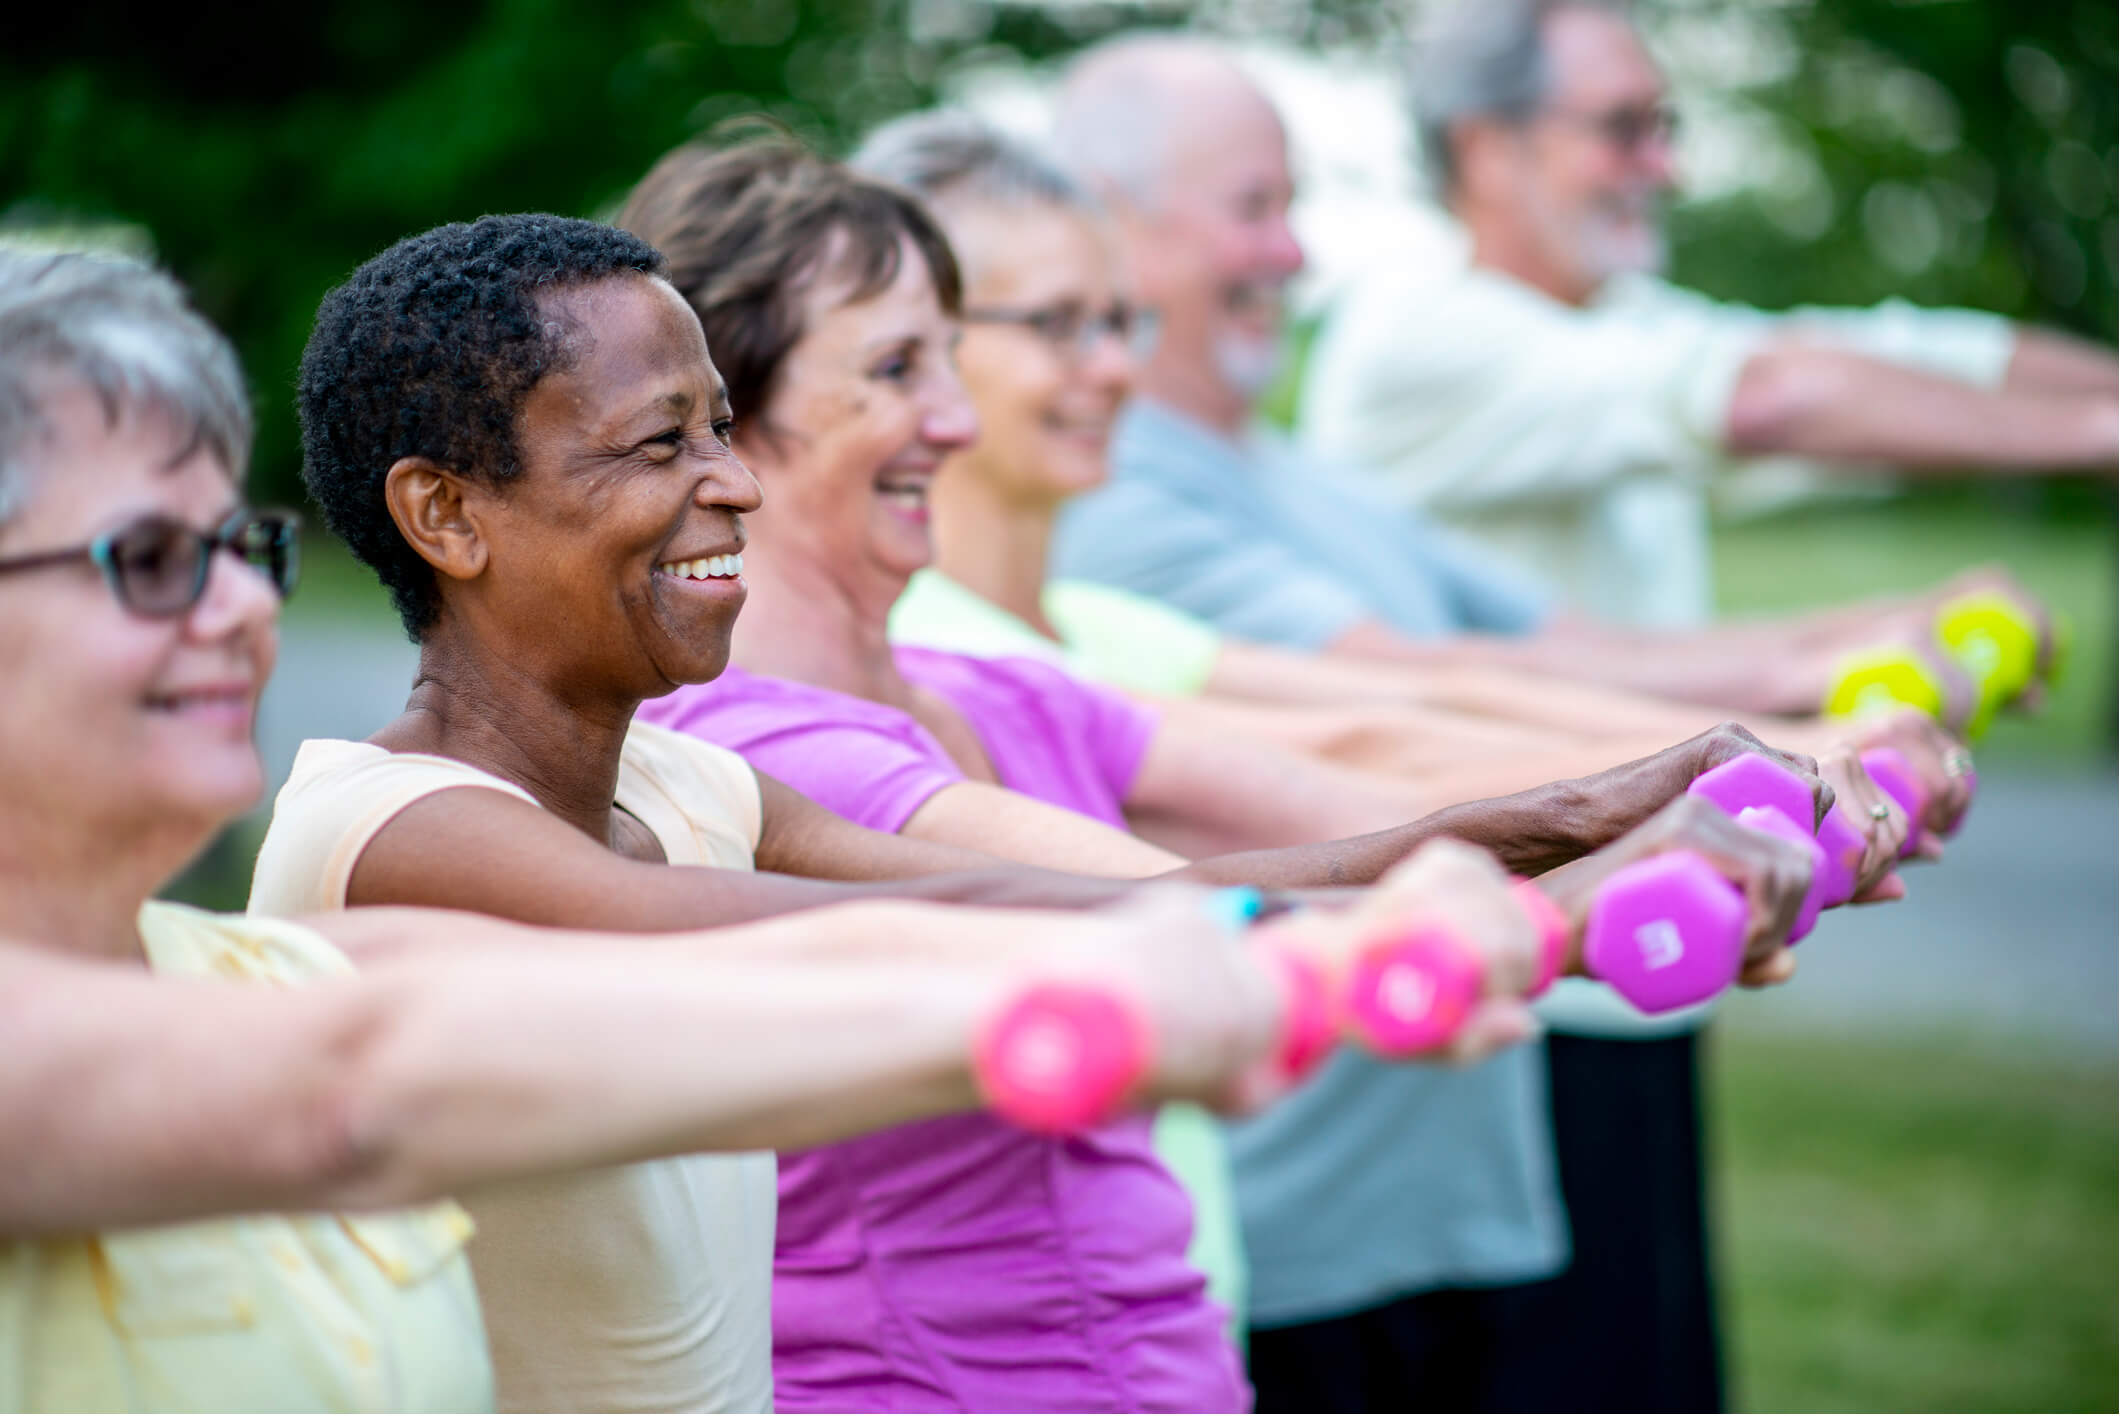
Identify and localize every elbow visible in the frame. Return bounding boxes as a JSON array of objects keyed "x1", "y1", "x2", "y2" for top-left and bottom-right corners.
[{"x1": 1723, "y1": 348, "x2": 1830, "y2": 455}]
